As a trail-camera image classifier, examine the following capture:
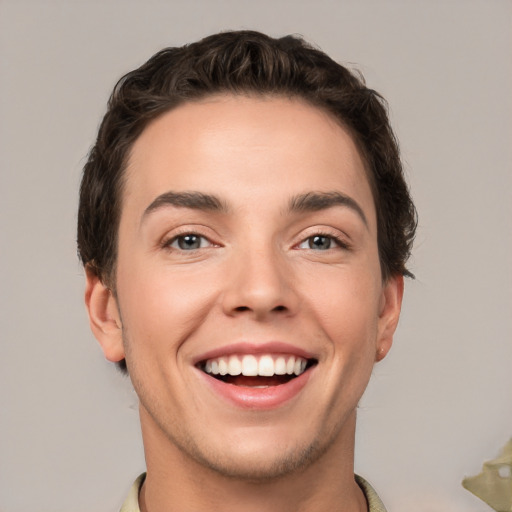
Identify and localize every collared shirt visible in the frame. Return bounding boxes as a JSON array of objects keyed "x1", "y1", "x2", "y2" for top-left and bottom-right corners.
[{"x1": 120, "y1": 473, "x2": 387, "y2": 512}]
